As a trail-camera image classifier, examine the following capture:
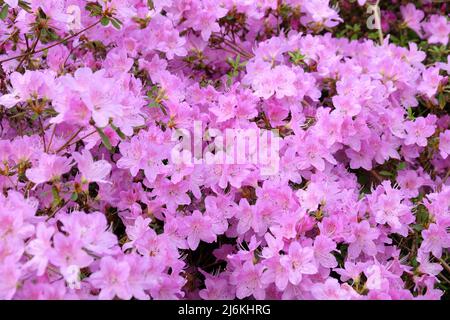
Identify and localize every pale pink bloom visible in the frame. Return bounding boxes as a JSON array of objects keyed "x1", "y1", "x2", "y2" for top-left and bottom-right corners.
[
  {"x1": 25, "y1": 154, "x2": 73, "y2": 186},
  {"x1": 58, "y1": 211, "x2": 118, "y2": 255},
  {"x1": 73, "y1": 150, "x2": 112, "y2": 184},
  {"x1": 280, "y1": 242, "x2": 318, "y2": 285},
  {"x1": 230, "y1": 261, "x2": 266, "y2": 300},
  {"x1": 49, "y1": 234, "x2": 93, "y2": 271},
  {"x1": 439, "y1": 130, "x2": 450, "y2": 159},
  {"x1": 4, "y1": 0, "x2": 19, "y2": 8},
  {"x1": 24, "y1": 223, "x2": 55, "y2": 276},
  {"x1": 199, "y1": 275, "x2": 235, "y2": 300},
  {"x1": 0, "y1": 258, "x2": 21, "y2": 300},
  {"x1": 400, "y1": 4, "x2": 424, "y2": 36},
  {"x1": 423, "y1": 15, "x2": 450, "y2": 46},
  {"x1": 421, "y1": 223, "x2": 450, "y2": 258},
  {"x1": 313, "y1": 235, "x2": 338, "y2": 268},
  {"x1": 180, "y1": 210, "x2": 217, "y2": 250},
  {"x1": 346, "y1": 221, "x2": 379, "y2": 259},
  {"x1": 404, "y1": 117, "x2": 436, "y2": 147},
  {"x1": 311, "y1": 278, "x2": 358, "y2": 300},
  {"x1": 417, "y1": 67, "x2": 443, "y2": 99},
  {"x1": 89, "y1": 257, "x2": 132, "y2": 300}
]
